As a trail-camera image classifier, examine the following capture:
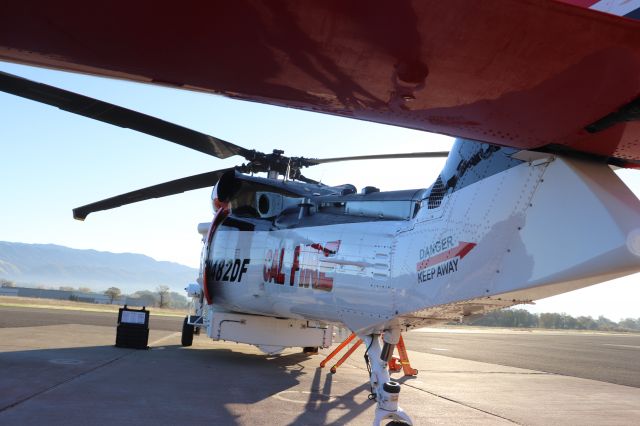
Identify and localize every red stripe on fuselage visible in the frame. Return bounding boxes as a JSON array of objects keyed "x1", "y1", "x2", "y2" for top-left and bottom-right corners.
[{"x1": 202, "y1": 207, "x2": 229, "y2": 305}]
